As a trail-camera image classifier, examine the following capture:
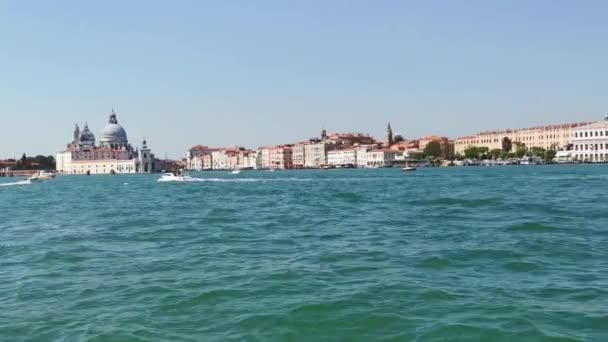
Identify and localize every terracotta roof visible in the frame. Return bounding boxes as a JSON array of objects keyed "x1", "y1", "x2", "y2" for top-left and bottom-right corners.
[{"x1": 190, "y1": 145, "x2": 209, "y2": 151}]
